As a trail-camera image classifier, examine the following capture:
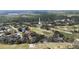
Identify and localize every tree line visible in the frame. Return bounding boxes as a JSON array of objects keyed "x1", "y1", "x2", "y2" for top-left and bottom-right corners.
[{"x1": 0, "y1": 14, "x2": 79, "y2": 24}]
